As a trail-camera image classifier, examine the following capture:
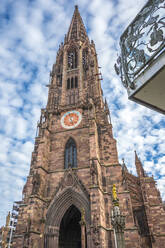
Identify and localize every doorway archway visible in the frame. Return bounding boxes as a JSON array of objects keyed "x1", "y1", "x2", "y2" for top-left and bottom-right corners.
[
  {"x1": 59, "y1": 205, "x2": 81, "y2": 248},
  {"x1": 44, "y1": 187, "x2": 91, "y2": 247}
]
